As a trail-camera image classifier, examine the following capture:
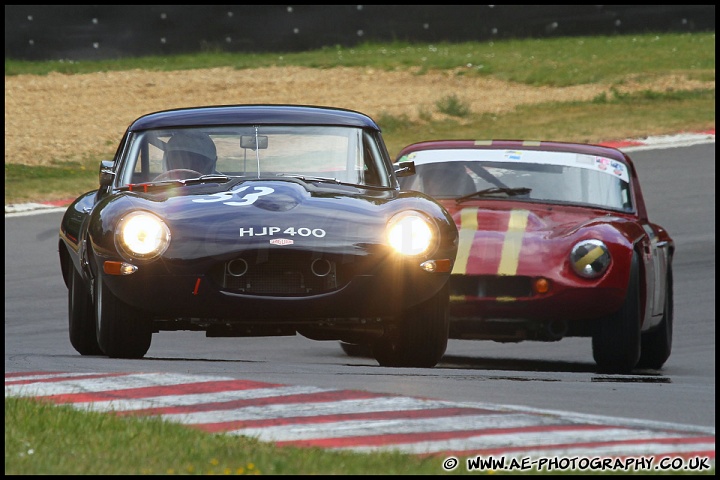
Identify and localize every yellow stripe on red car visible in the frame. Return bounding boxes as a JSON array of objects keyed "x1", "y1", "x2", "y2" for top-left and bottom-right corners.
[
  {"x1": 451, "y1": 208, "x2": 531, "y2": 302},
  {"x1": 498, "y1": 209, "x2": 530, "y2": 276},
  {"x1": 451, "y1": 208, "x2": 478, "y2": 275},
  {"x1": 452, "y1": 208, "x2": 531, "y2": 277}
]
